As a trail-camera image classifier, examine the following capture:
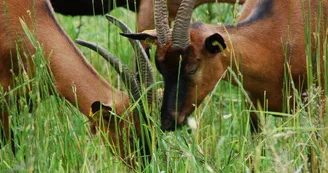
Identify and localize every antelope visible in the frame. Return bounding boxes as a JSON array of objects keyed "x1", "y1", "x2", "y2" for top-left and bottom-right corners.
[
  {"x1": 0, "y1": 0, "x2": 154, "y2": 166},
  {"x1": 121, "y1": 0, "x2": 328, "y2": 131},
  {"x1": 49, "y1": 0, "x2": 245, "y2": 32}
]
